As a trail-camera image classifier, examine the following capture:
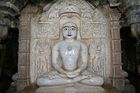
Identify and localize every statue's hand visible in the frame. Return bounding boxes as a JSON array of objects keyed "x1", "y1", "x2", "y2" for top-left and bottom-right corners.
[
  {"x1": 73, "y1": 76, "x2": 88, "y2": 82},
  {"x1": 67, "y1": 71, "x2": 80, "y2": 78}
]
